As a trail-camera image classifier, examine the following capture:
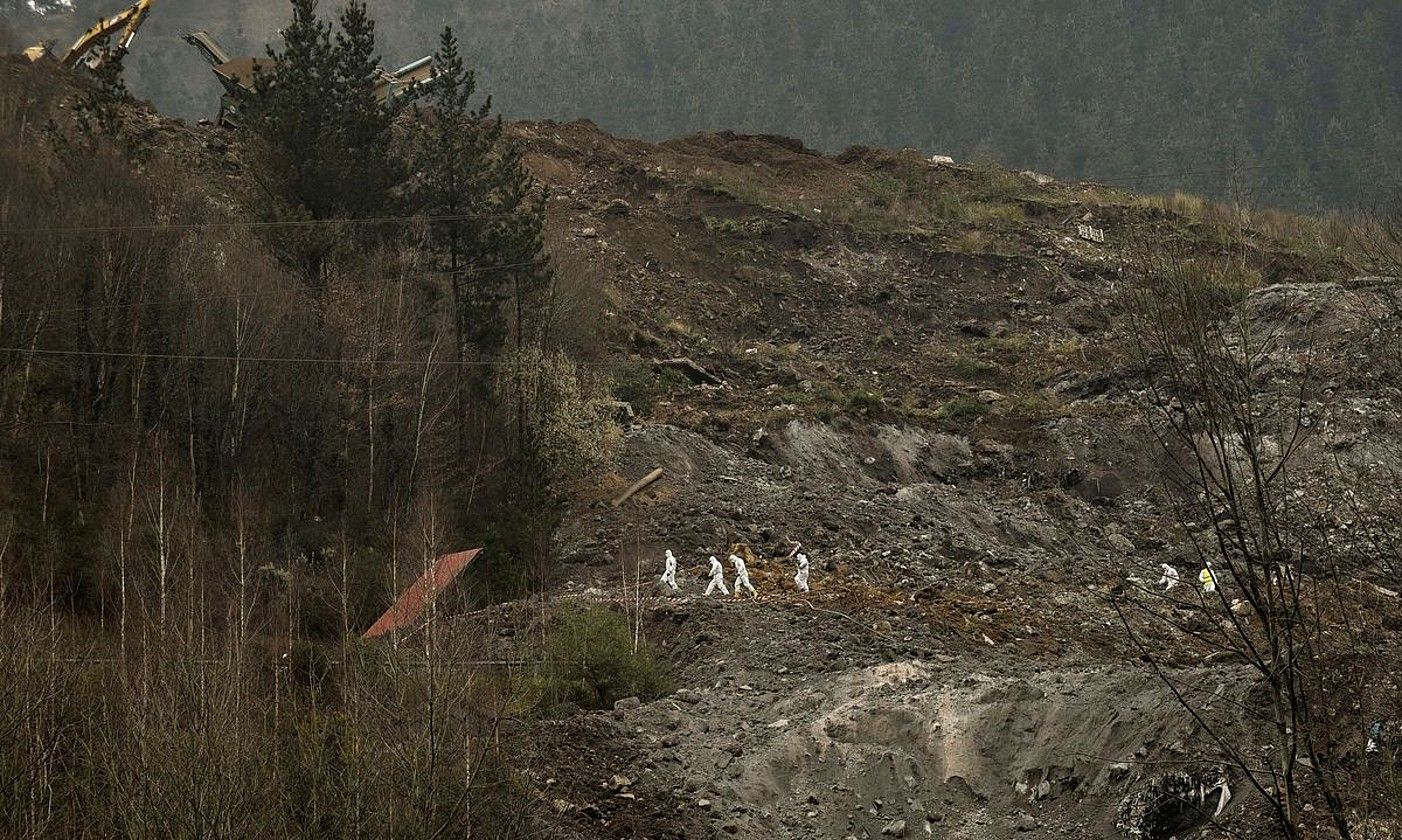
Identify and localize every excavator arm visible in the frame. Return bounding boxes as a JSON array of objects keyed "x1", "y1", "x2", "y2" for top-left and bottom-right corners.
[
  {"x1": 34, "y1": 0, "x2": 155, "y2": 70},
  {"x1": 182, "y1": 30, "x2": 232, "y2": 68}
]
